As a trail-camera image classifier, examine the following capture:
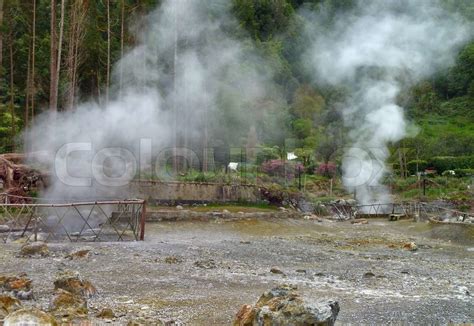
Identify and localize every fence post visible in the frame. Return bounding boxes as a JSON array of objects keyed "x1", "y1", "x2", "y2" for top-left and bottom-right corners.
[{"x1": 139, "y1": 201, "x2": 146, "y2": 241}]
